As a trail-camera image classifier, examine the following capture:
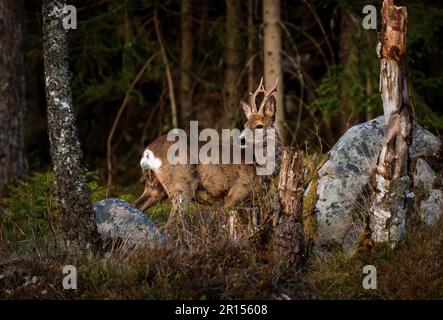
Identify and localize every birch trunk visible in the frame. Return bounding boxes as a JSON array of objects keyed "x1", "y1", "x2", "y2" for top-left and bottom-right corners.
[
  {"x1": 0, "y1": 0, "x2": 27, "y2": 195},
  {"x1": 42, "y1": 0, "x2": 100, "y2": 250},
  {"x1": 180, "y1": 0, "x2": 193, "y2": 127},
  {"x1": 263, "y1": 0, "x2": 284, "y2": 137},
  {"x1": 370, "y1": 0, "x2": 414, "y2": 243}
]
